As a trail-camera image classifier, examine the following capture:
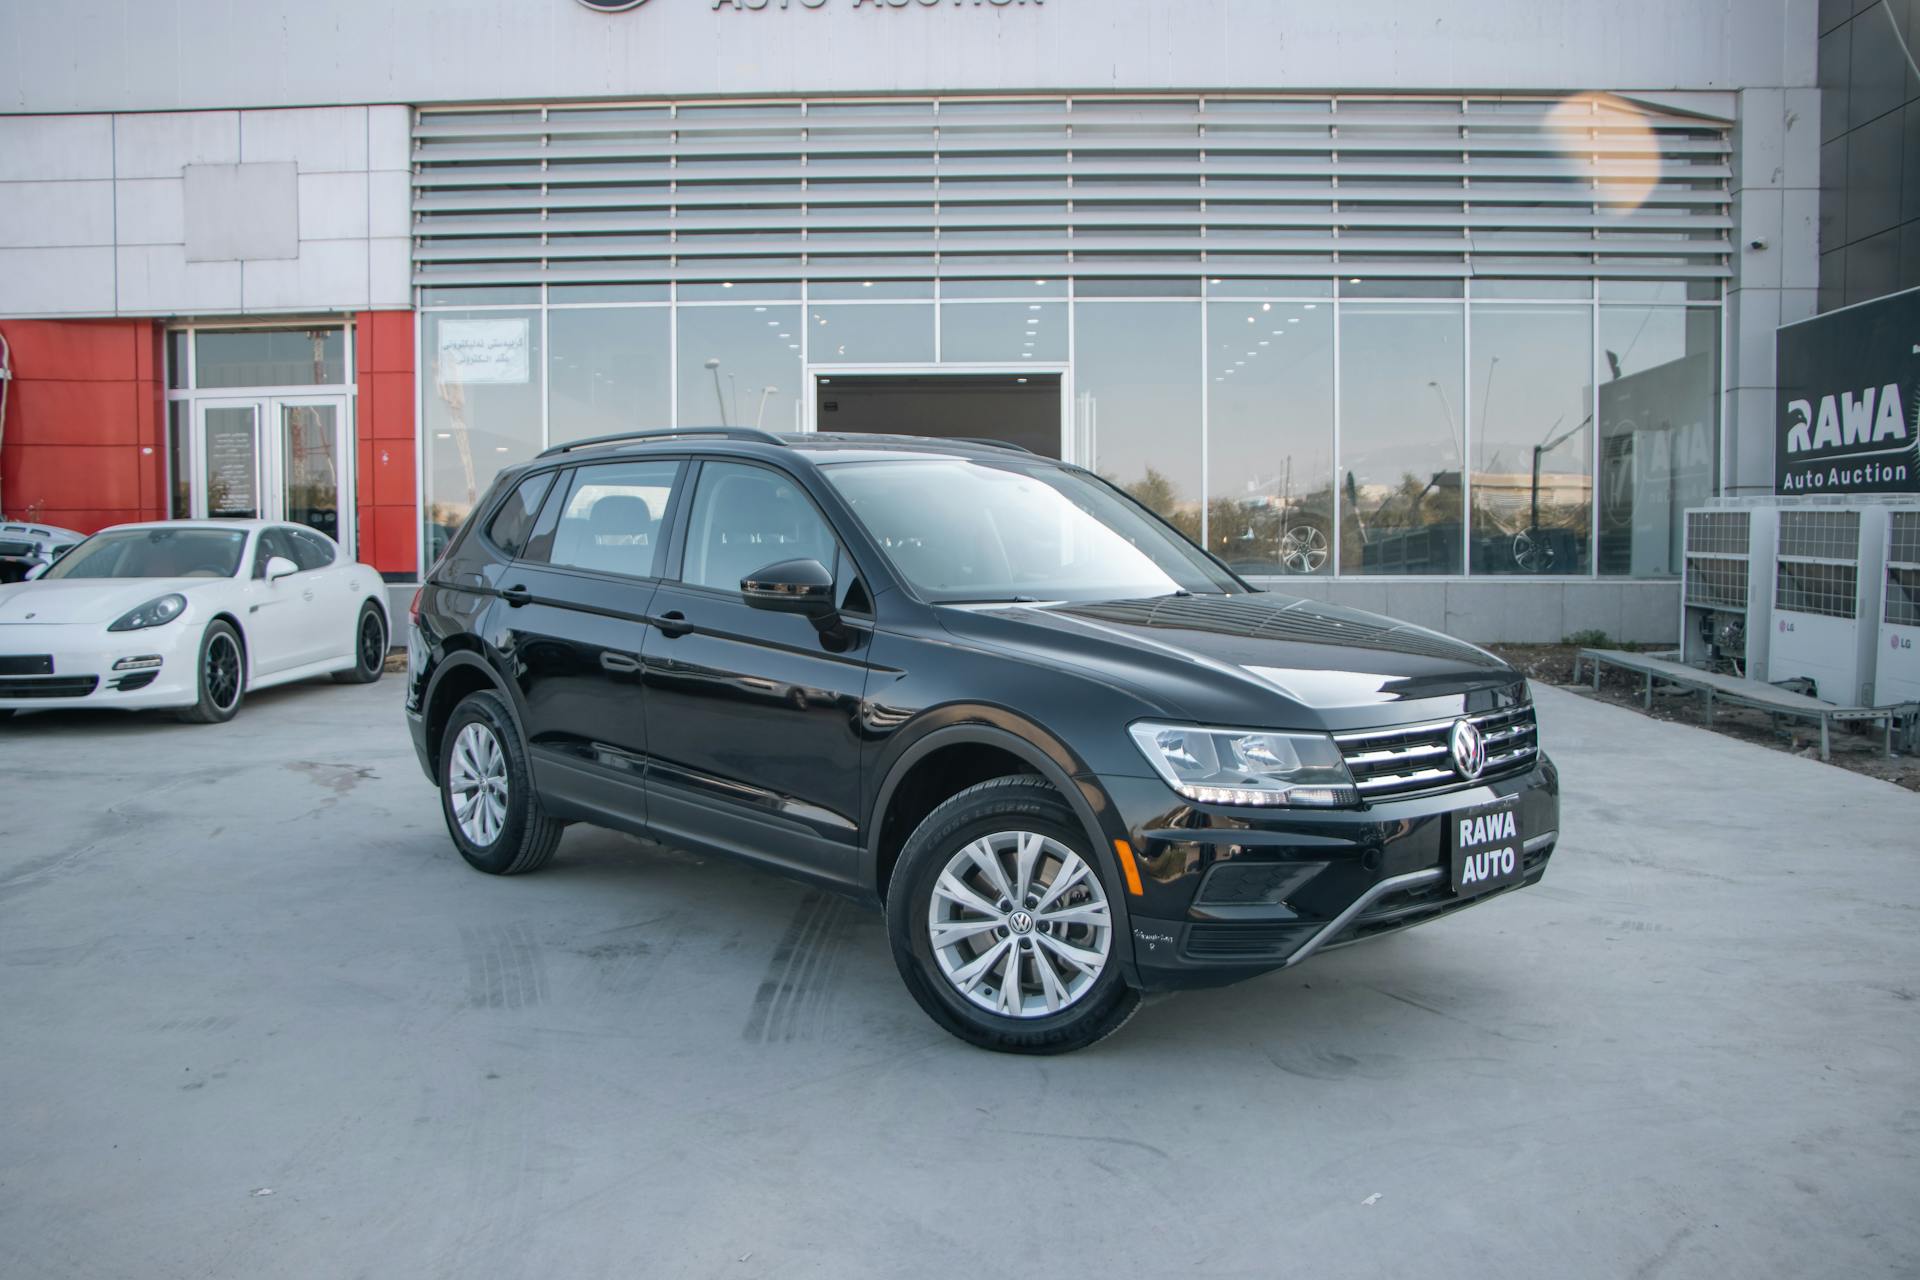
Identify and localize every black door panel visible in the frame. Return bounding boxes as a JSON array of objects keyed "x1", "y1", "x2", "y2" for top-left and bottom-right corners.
[
  {"x1": 495, "y1": 566, "x2": 657, "y2": 826},
  {"x1": 641, "y1": 584, "x2": 872, "y2": 883}
]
